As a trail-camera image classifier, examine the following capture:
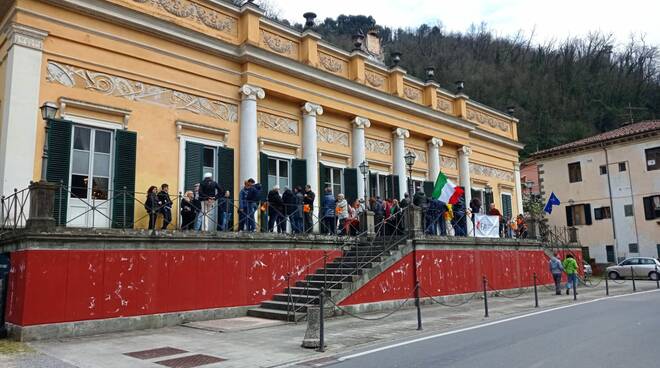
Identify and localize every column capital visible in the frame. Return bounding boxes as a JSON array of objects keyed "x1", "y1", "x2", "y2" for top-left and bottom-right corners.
[
  {"x1": 301, "y1": 102, "x2": 323, "y2": 116},
  {"x1": 392, "y1": 128, "x2": 410, "y2": 139},
  {"x1": 458, "y1": 146, "x2": 472, "y2": 156},
  {"x1": 240, "y1": 84, "x2": 265, "y2": 101},
  {"x1": 3, "y1": 23, "x2": 48, "y2": 51},
  {"x1": 351, "y1": 116, "x2": 371, "y2": 129},
  {"x1": 513, "y1": 162, "x2": 521, "y2": 171},
  {"x1": 427, "y1": 137, "x2": 443, "y2": 148}
]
